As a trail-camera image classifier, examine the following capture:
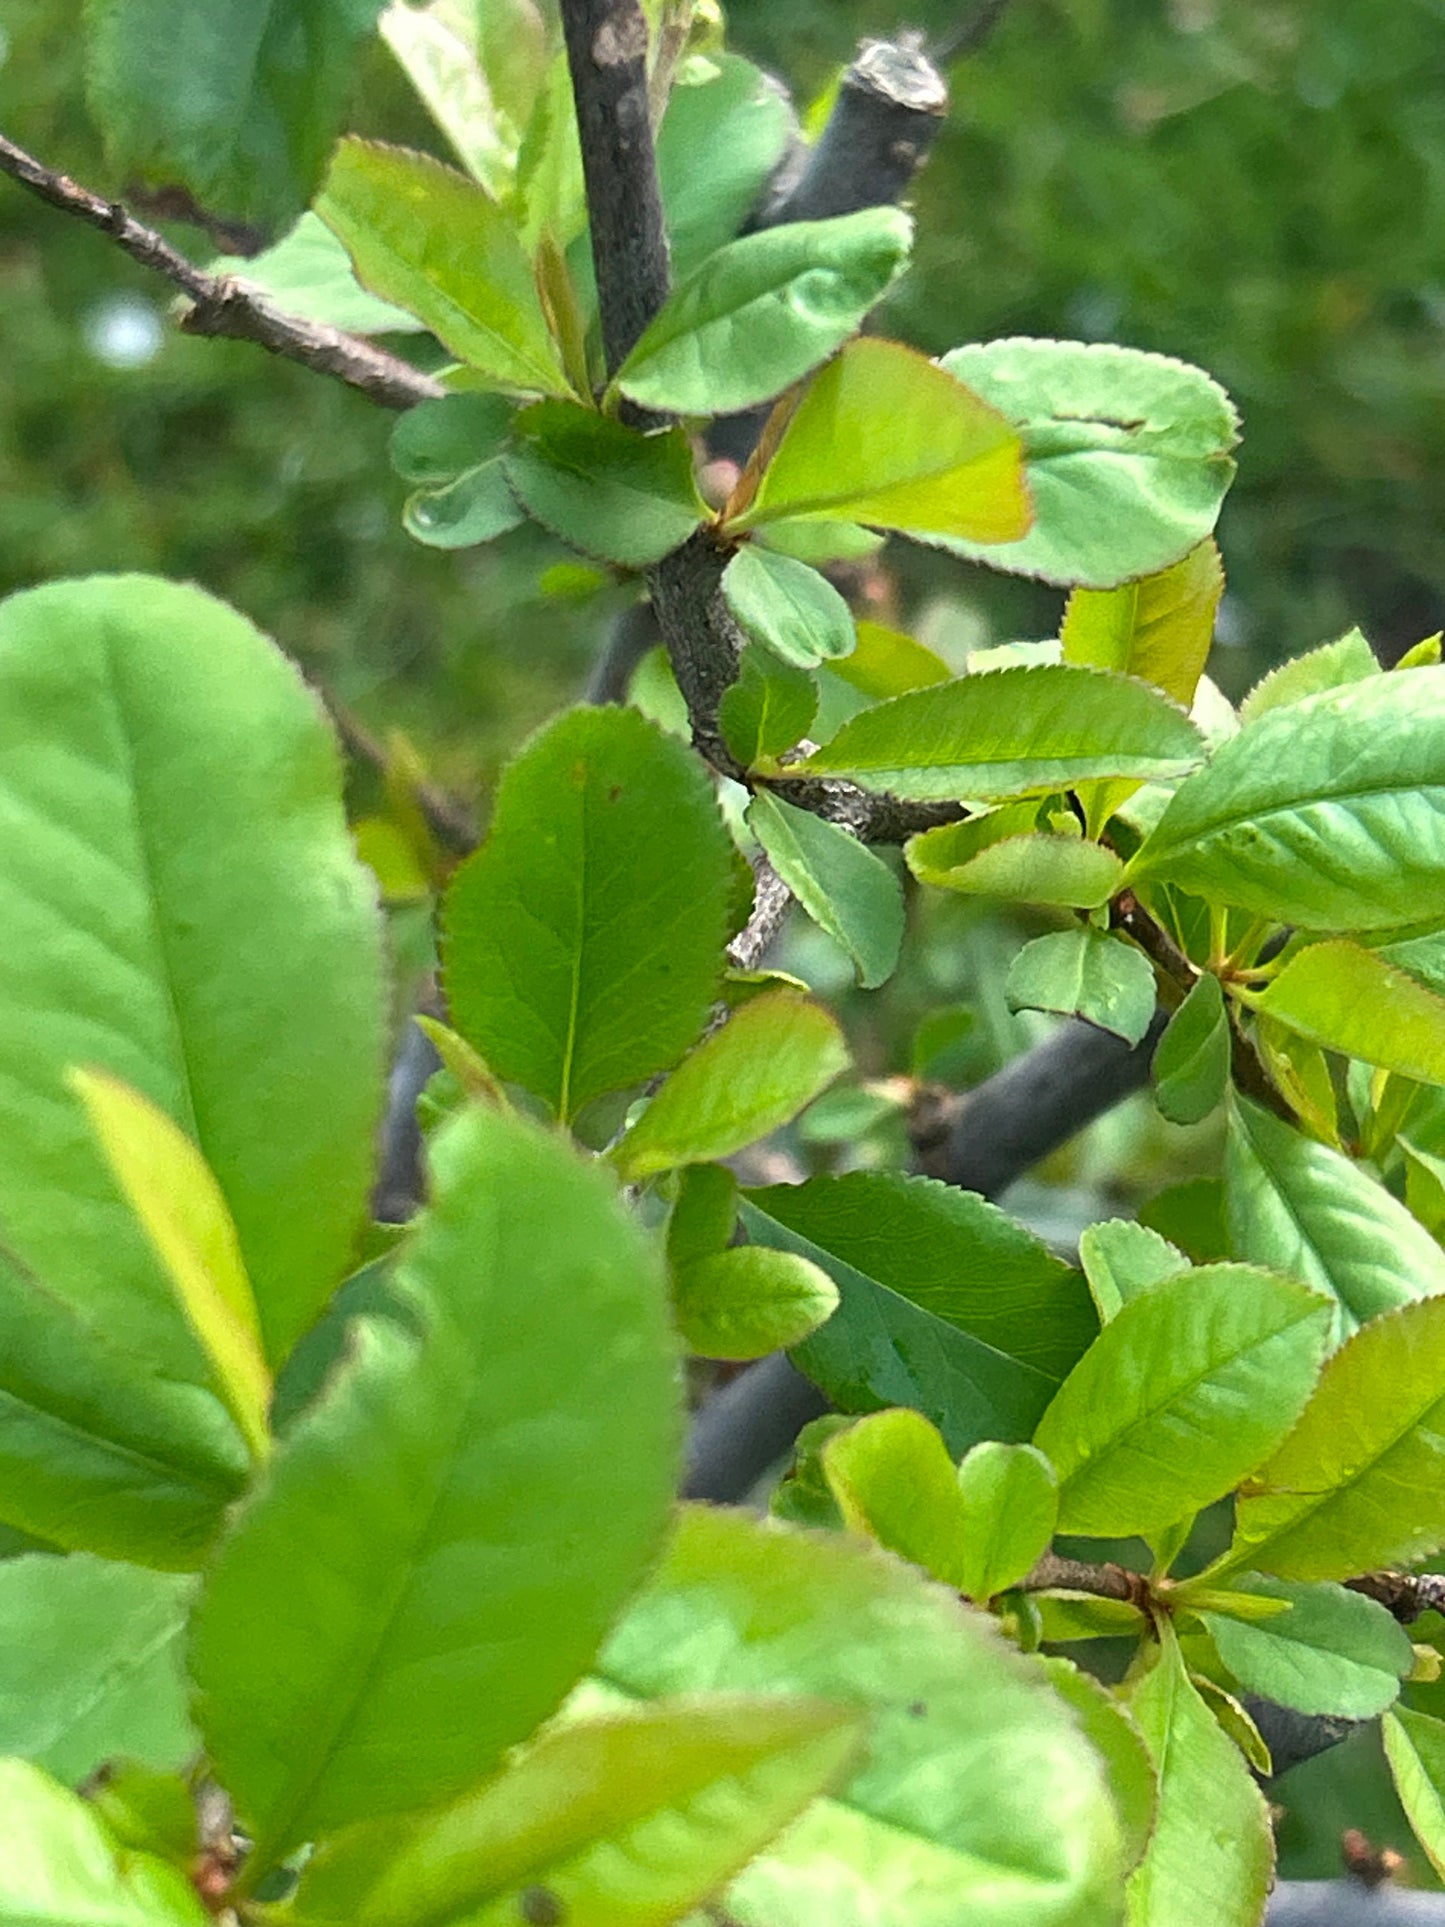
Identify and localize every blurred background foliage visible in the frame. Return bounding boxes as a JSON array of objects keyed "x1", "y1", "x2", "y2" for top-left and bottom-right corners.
[{"x1": 5, "y1": 0, "x2": 1445, "y2": 1884}]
